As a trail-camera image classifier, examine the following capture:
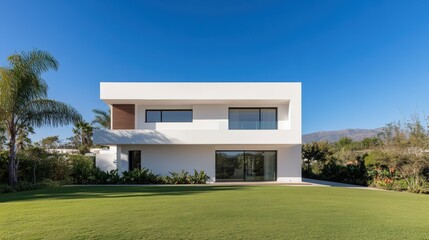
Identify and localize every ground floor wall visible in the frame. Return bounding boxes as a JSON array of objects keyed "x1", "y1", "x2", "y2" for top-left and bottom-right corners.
[{"x1": 96, "y1": 144, "x2": 302, "y2": 182}]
